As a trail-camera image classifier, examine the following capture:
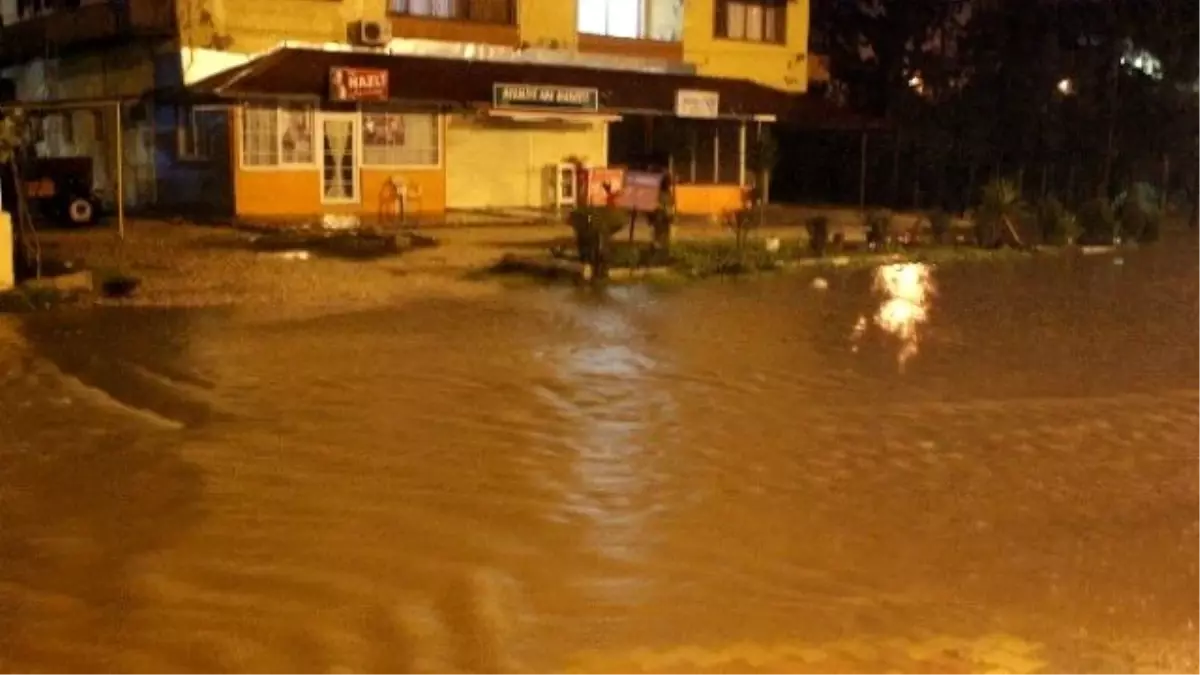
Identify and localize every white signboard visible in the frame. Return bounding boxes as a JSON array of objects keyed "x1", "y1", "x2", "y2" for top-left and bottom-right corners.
[{"x1": 675, "y1": 89, "x2": 720, "y2": 119}]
